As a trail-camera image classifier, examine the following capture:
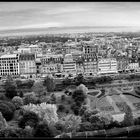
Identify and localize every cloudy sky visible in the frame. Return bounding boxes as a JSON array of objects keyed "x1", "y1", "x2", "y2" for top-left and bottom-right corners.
[{"x1": 0, "y1": 2, "x2": 140, "y2": 30}]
